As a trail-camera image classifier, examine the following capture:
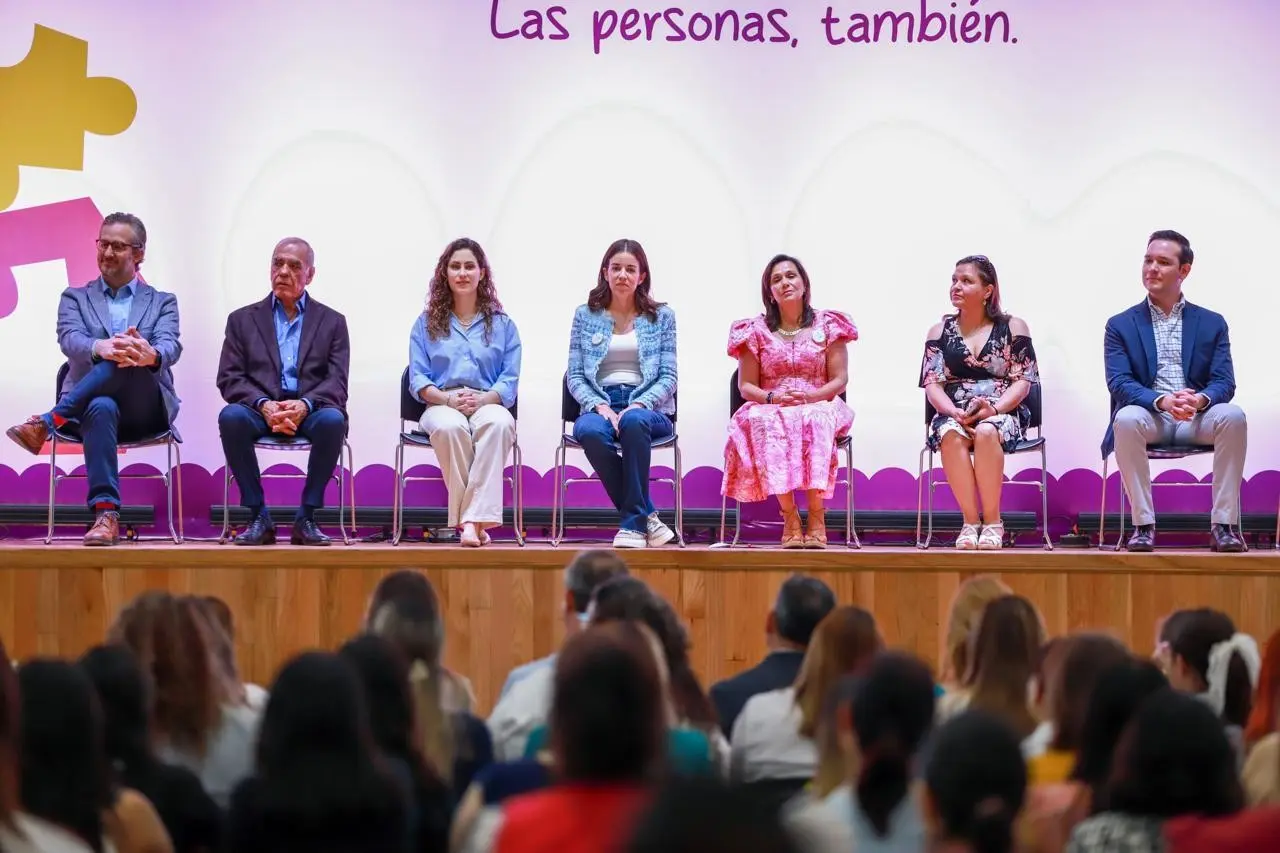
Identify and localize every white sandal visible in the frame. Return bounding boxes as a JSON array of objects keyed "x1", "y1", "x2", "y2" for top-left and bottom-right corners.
[
  {"x1": 955, "y1": 524, "x2": 980, "y2": 550},
  {"x1": 978, "y1": 522, "x2": 1004, "y2": 550}
]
